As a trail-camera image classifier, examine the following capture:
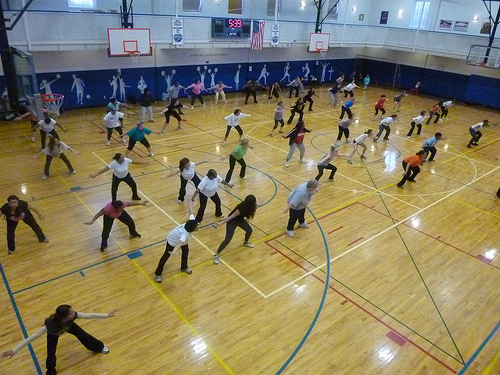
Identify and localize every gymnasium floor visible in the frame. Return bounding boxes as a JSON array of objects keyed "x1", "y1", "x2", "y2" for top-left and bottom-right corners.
[{"x1": 1, "y1": 85, "x2": 500, "y2": 375}]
